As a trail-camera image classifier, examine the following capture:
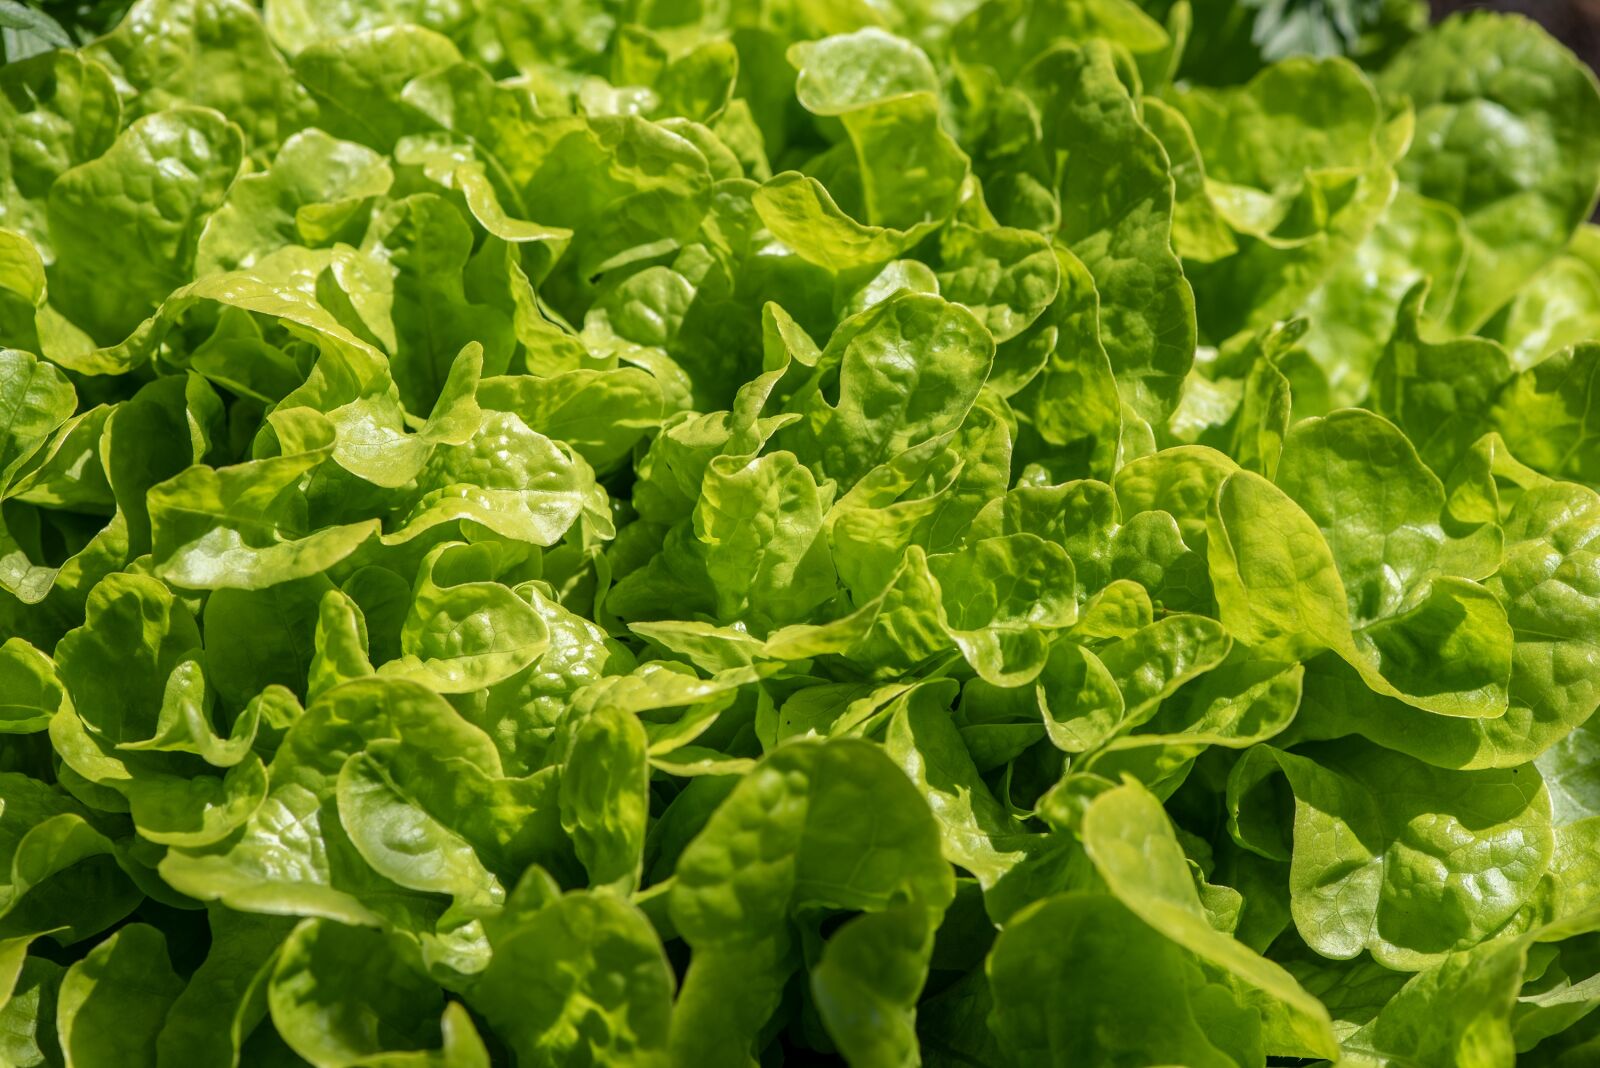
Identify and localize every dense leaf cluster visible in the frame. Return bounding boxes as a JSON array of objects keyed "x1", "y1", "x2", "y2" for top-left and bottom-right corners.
[{"x1": 3, "y1": 0, "x2": 1600, "y2": 1065}]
